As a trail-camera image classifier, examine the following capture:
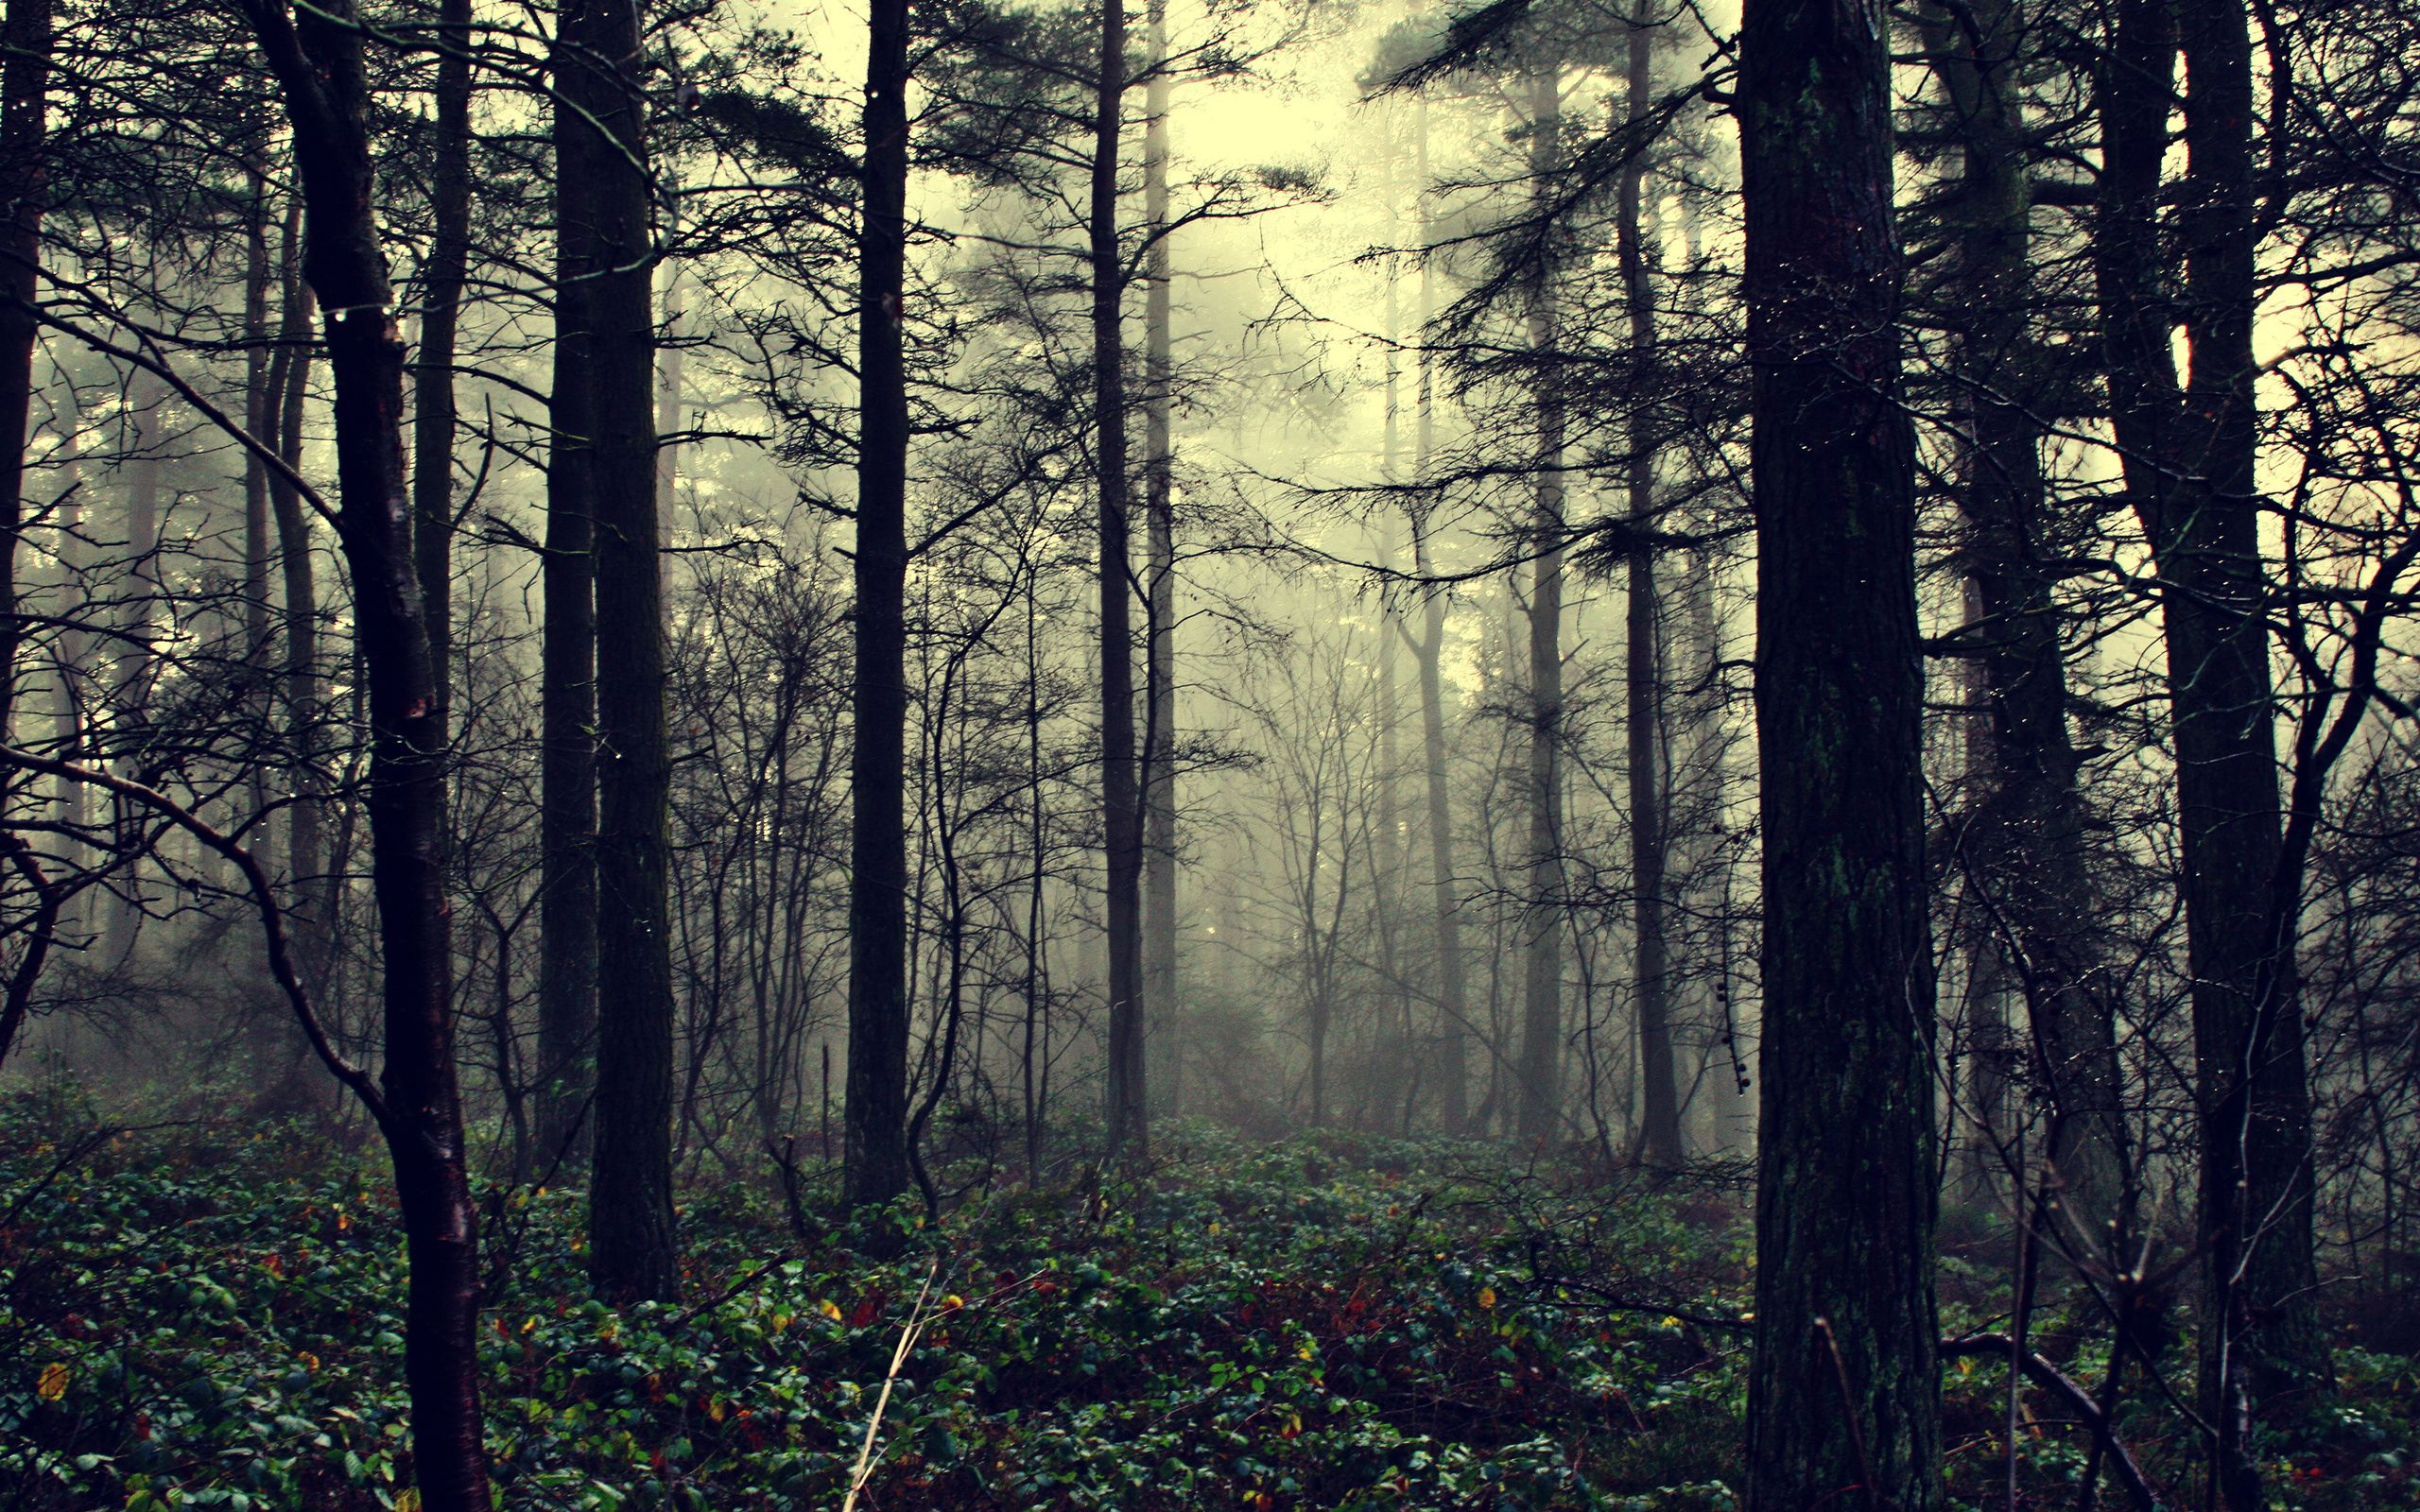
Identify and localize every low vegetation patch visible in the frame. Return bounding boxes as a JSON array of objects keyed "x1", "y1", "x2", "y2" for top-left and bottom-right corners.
[{"x1": 1, "y1": 1096, "x2": 2410, "y2": 1509}]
